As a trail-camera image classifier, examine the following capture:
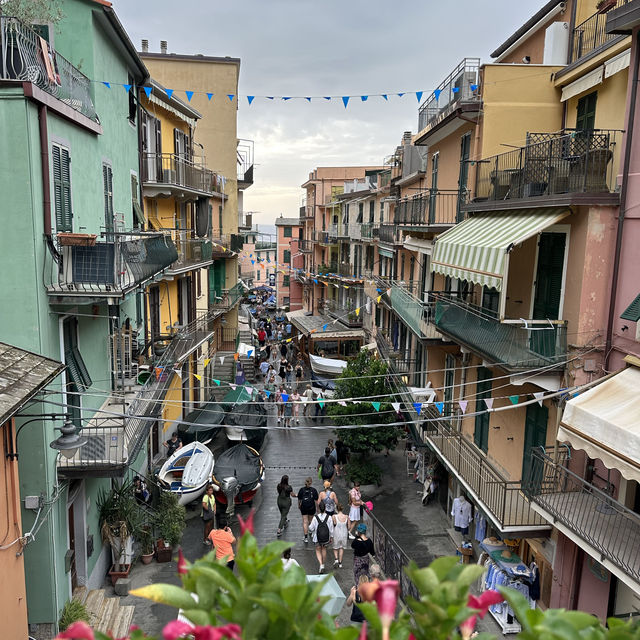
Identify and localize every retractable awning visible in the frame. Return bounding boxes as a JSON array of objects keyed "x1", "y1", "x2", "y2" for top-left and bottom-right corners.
[
  {"x1": 557, "y1": 367, "x2": 640, "y2": 483},
  {"x1": 431, "y1": 207, "x2": 570, "y2": 290}
]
